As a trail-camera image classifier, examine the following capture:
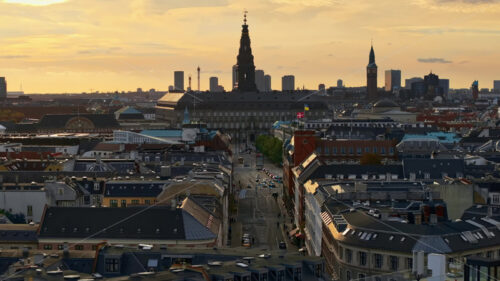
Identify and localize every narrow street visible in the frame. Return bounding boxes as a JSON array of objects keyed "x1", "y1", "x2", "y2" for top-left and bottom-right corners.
[{"x1": 230, "y1": 144, "x2": 296, "y2": 252}]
